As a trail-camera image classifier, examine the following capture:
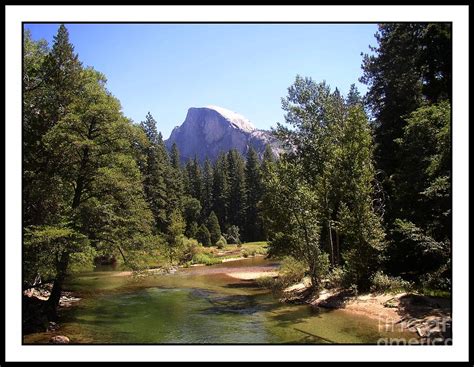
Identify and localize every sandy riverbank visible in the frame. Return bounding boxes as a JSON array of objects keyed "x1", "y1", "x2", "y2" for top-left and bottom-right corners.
[{"x1": 283, "y1": 282, "x2": 452, "y2": 341}]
